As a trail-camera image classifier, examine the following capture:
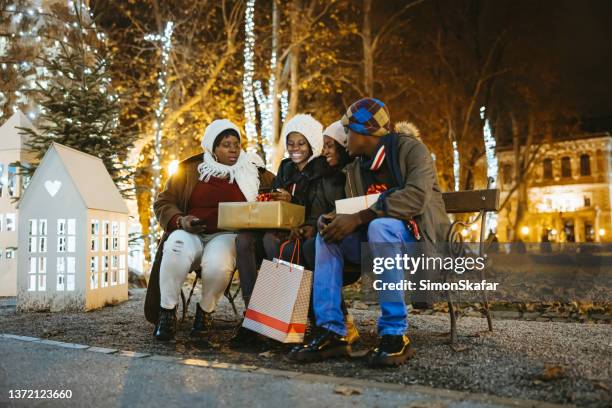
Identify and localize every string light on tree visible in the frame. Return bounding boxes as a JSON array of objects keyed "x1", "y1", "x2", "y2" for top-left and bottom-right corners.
[
  {"x1": 144, "y1": 21, "x2": 174, "y2": 262},
  {"x1": 480, "y1": 106, "x2": 498, "y2": 234},
  {"x1": 452, "y1": 139, "x2": 460, "y2": 191},
  {"x1": 242, "y1": 0, "x2": 258, "y2": 152},
  {"x1": 280, "y1": 90, "x2": 289, "y2": 121}
]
